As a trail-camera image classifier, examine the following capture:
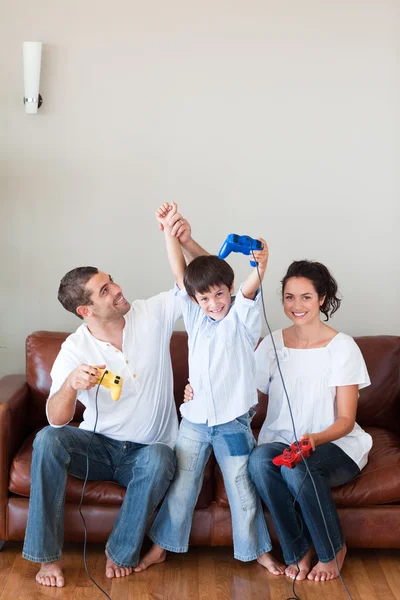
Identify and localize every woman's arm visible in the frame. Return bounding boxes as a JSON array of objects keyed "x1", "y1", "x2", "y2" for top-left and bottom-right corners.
[{"x1": 300, "y1": 384, "x2": 358, "y2": 450}]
